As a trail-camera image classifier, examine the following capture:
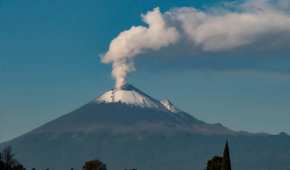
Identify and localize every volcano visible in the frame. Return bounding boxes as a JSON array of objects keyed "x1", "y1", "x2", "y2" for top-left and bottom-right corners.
[{"x1": 1, "y1": 84, "x2": 290, "y2": 170}]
